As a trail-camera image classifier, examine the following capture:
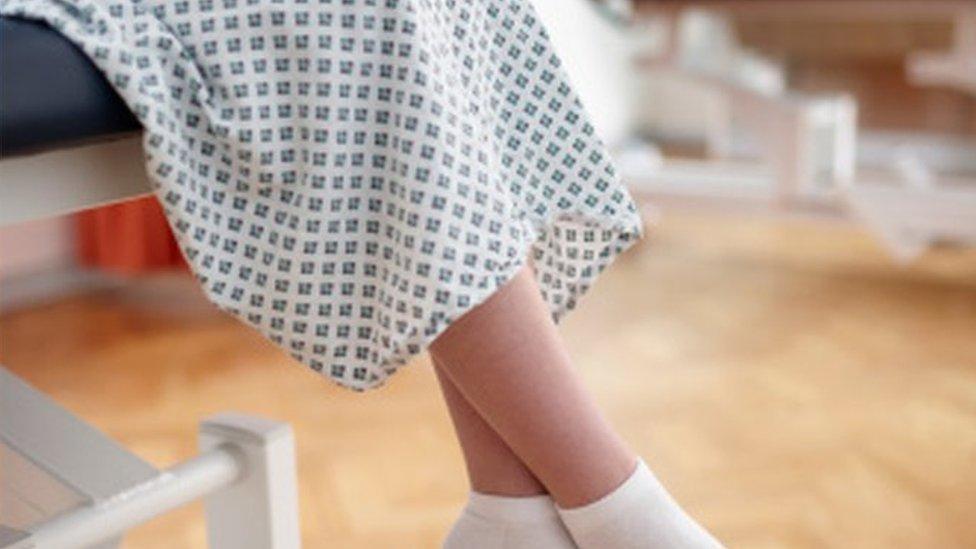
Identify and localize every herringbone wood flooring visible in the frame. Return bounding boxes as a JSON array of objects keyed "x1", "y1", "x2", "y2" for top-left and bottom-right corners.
[{"x1": 2, "y1": 211, "x2": 975, "y2": 548}]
